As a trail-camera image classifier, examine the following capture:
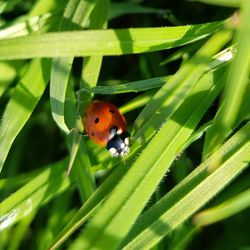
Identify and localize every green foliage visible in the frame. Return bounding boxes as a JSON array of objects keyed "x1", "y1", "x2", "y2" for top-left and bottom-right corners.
[{"x1": 0, "y1": 0, "x2": 250, "y2": 250}]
